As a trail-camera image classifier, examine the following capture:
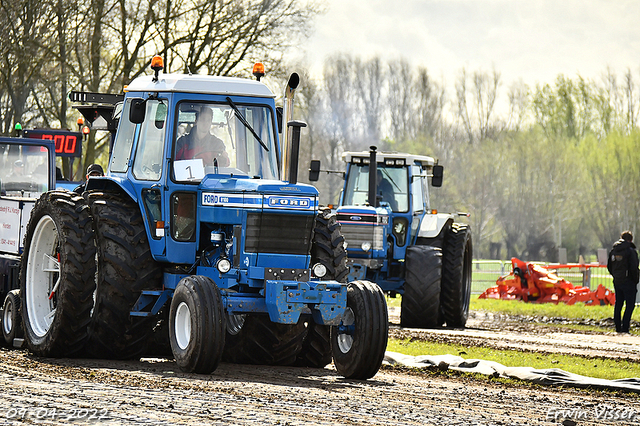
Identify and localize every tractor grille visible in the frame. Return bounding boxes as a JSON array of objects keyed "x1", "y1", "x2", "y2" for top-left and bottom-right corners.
[
  {"x1": 339, "y1": 223, "x2": 385, "y2": 251},
  {"x1": 245, "y1": 212, "x2": 313, "y2": 255}
]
